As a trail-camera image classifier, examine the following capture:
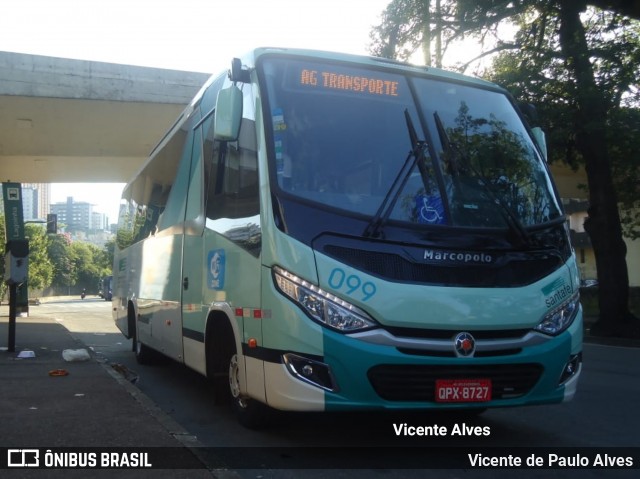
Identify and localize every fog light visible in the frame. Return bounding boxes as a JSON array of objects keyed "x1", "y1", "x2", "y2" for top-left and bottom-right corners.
[
  {"x1": 283, "y1": 353, "x2": 339, "y2": 392},
  {"x1": 559, "y1": 352, "x2": 582, "y2": 384}
]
